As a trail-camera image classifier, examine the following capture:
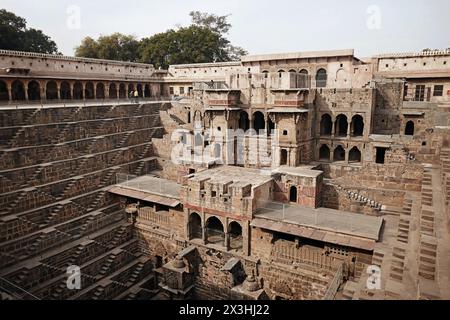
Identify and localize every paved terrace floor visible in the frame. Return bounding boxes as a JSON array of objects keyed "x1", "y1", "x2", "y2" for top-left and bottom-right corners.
[
  {"x1": 255, "y1": 202, "x2": 383, "y2": 241},
  {"x1": 114, "y1": 175, "x2": 181, "y2": 200}
]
